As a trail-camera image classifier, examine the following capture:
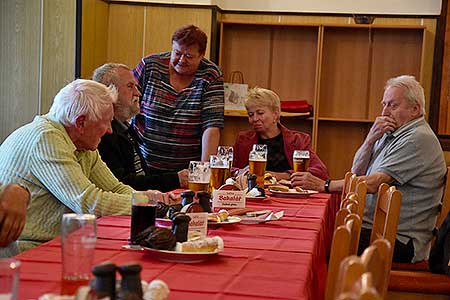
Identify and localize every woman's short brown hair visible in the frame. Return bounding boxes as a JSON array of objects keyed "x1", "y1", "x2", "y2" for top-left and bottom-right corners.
[{"x1": 172, "y1": 25, "x2": 208, "y2": 54}]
